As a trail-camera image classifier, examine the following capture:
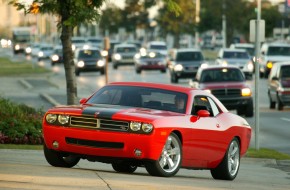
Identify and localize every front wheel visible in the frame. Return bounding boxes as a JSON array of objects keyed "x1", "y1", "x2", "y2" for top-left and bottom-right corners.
[
  {"x1": 145, "y1": 133, "x2": 182, "y2": 177},
  {"x1": 43, "y1": 144, "x2": 80, "y2": 168},
  {"x1": 210, "y1": 137, "x2": 240, "y2": 180}
]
